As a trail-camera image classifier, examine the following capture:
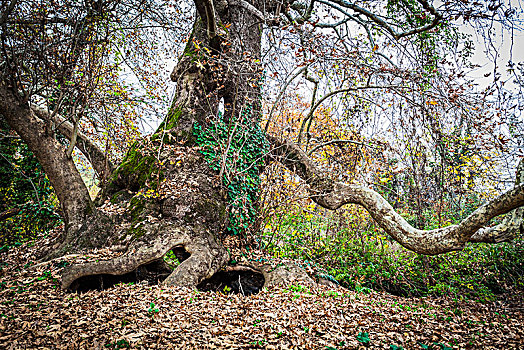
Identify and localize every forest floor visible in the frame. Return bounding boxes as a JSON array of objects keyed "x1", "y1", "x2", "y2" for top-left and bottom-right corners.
[{"x1": 0, "y1": 238, "x2": 523, "y2": 350}]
